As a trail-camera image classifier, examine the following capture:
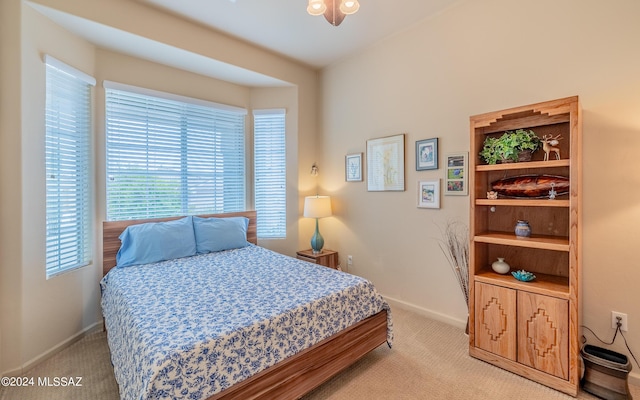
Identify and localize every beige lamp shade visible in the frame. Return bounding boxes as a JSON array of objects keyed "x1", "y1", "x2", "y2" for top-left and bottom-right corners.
[{"x1": 303, "y1": 196, "x2": 332, "y2": 219}]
